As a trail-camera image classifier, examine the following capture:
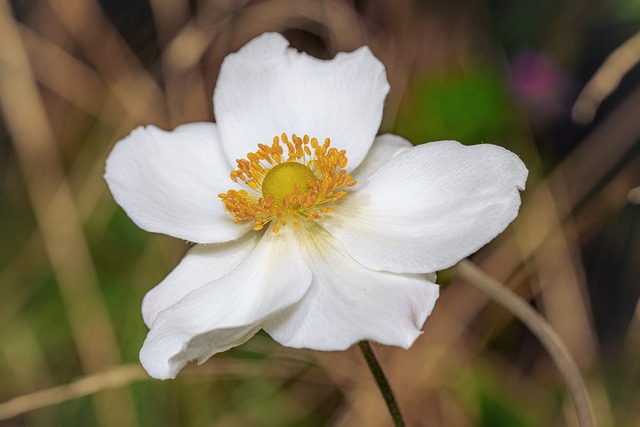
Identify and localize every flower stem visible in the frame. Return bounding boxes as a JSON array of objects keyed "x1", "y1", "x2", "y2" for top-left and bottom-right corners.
[
  {"x1": 456, "y1": 259, "x2": 595, "y2": 427},
  {"x1": 358, "y1": 341, "x2": 405, "y2": 427}
]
